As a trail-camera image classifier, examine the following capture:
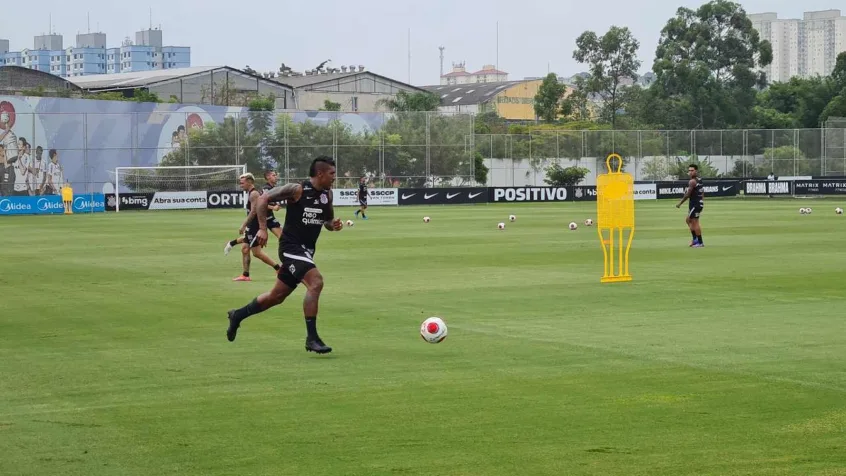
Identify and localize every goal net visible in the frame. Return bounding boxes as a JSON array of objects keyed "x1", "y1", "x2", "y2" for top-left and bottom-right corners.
[{"x1": 112, "y1": 165, "x2": 247, "y2": 211}]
